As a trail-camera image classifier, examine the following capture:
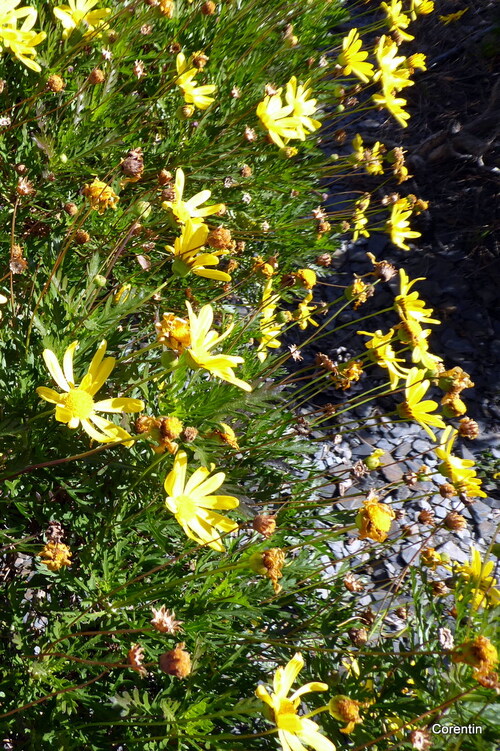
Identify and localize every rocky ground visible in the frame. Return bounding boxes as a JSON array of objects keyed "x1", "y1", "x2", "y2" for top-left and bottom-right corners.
[{"x1": 285, "y1": 1, "x2": 500, "y2": 596}]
